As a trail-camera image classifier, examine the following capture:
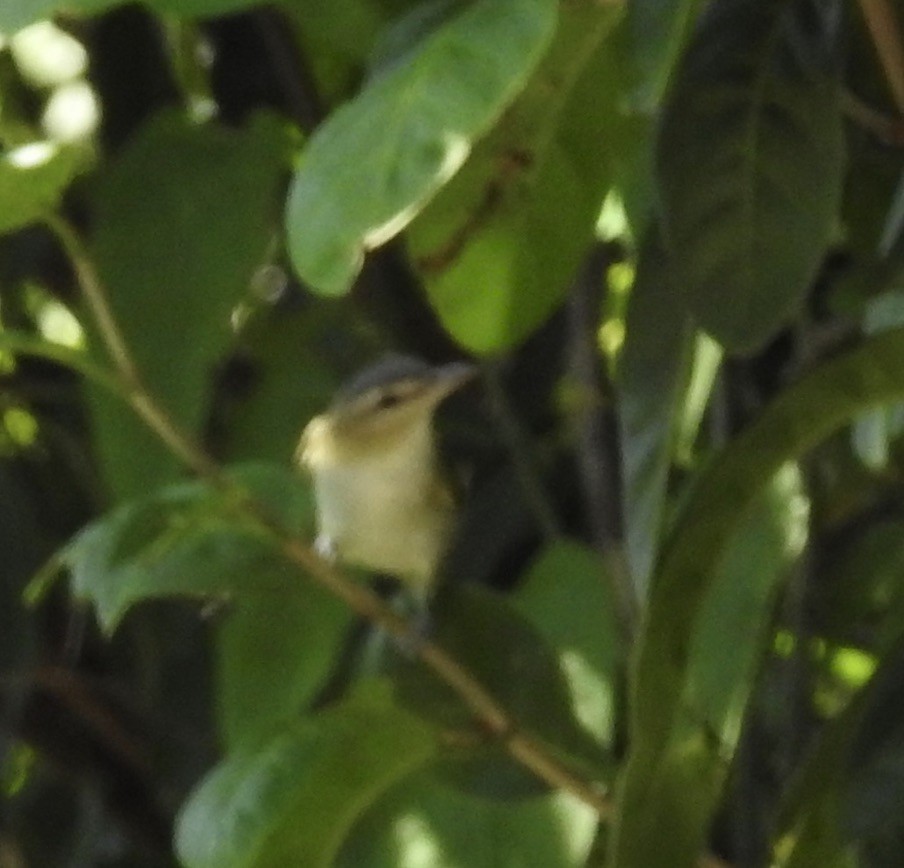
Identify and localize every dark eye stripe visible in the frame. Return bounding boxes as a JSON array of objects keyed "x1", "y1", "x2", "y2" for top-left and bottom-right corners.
[{"x1": 375, "y1": 391, "x2": 402, "y2": 410}]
